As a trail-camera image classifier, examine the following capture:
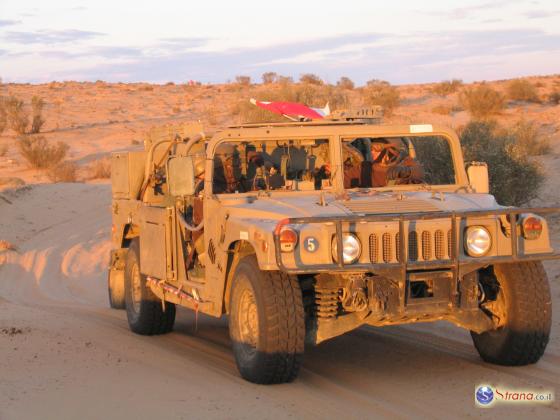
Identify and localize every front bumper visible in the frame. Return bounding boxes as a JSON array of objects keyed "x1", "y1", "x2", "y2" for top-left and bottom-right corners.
[
  {"x1": 273, "y1": 207, "x2": 560, "y2": 277},
  {"x1": 274, "y1": 207, "x2": 560, "y2": 342}
]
